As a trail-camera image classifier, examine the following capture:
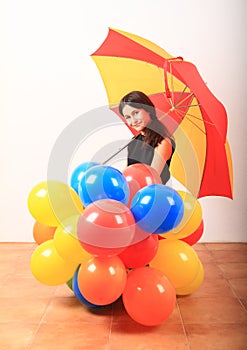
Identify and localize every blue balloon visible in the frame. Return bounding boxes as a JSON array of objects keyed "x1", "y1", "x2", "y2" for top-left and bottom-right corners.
[
  {"x1": 72, "y1": 266, "x2": 102, "y2": 308},
  {"x1": 70, "y1": 161, "x2": 99, "y2": 194},
  {"x1": 130, "y1": 184, "x2": 184, "y2": 234},
  {"x1": 78, "y1": 165, "x2": 130, "y2": 207}
]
